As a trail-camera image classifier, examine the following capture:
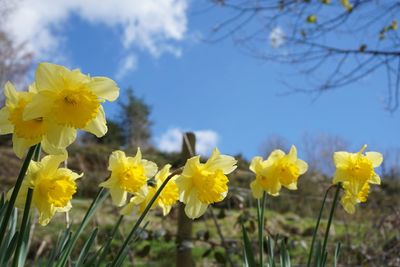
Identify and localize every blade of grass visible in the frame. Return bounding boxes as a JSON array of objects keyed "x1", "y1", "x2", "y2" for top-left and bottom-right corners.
[
  {"x1": 306, "y1": 185, "x2": 334, "y2": 267},
  {"x1": 241, "y1": 224, "x2": 256, "y2": 267},
  {"x1": 12, "y1": 188, "x2": 33, "y2": 267},
  {"x1": 321, "y1": 185, "x2": 341, "y2": 259},
  {"x1": 75, "y1": 227, "x2": 98, "y2": 267},
  {"x1": 334, "y1": 242, "x2": 341, "y2": 267},
  {"x1": 267, "y1": 236, "x2": 275, "y2": 267},
  {"x1": 256, "y1": 192, "x2": 266, "y2": 267},
  {"x1": 0, "y1": 145, "x2": 36, "y2": 245},
  {"x1": 95, "y1": 215, "x2": 124, "y2": 265},
  {"x1": 56, "y1": 188, "x2": 109, "y2": 267}
]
